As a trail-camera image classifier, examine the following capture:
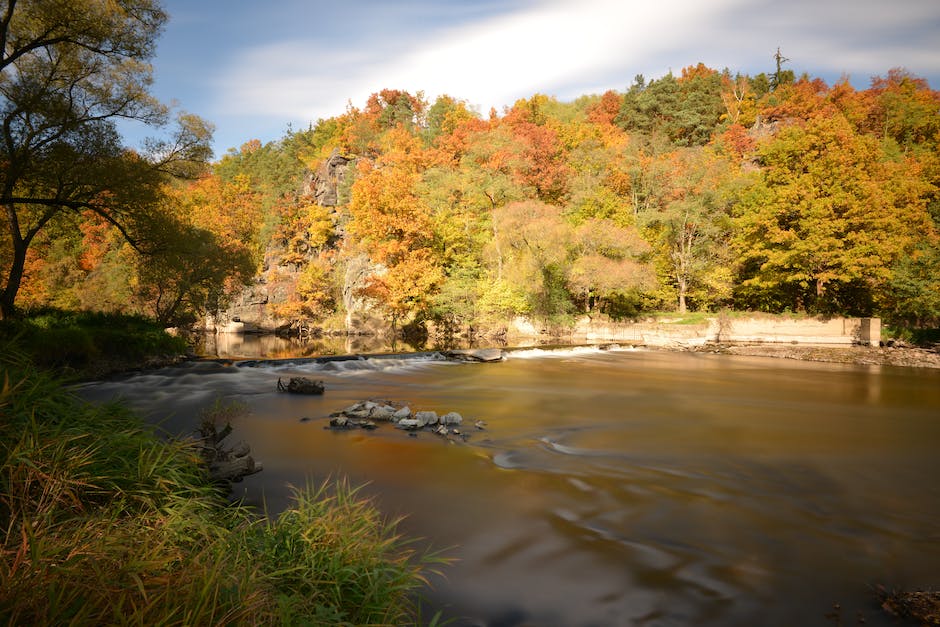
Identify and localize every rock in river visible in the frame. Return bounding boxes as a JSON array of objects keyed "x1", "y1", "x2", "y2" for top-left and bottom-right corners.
[
  {"x1": 441, "y1": 411, "x2": 463, "y2": 426},
  {"x1": 442, "y1": 348, "x2": 505, "y2": 363},
  {"x1": 414, "y1": 410, "x2": 438, "y2": 427},
  {"x1": 277, "y1": 377, "x2": 325, "y2": 395}
]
